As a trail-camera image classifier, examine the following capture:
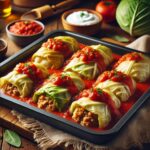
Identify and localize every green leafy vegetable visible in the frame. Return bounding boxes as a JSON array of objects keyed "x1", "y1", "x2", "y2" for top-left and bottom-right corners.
[
  {"x1": 97, "y1": 88, "x2": 103, "y2": 95},
  {"x1": 116, "y1": 0, "x2": 150, "y2": 36},
  {"x1": 111, "y1": 35, "x2": 129, "y2": 42},
  {"x1": 80, "y1": 12, "x2": 85, "y2": 17},
  {"x1": 4, "y1": 130, "x2": 21, "y2": 147}
]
